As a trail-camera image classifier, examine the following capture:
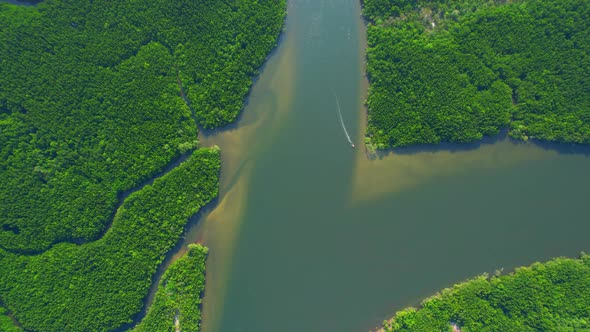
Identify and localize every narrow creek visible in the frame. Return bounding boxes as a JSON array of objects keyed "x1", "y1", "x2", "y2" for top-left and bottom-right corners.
[{"x1": 141, "y1": 0, "x2": 590, "y2": 331}]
